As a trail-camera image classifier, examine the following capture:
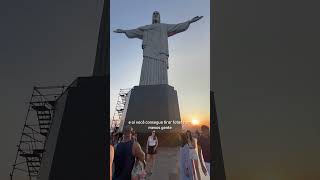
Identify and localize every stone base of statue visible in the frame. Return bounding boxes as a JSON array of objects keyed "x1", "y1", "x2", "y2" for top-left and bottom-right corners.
[{"x1": 122, "y1": 84, "x2": 182, "y2": 146}]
